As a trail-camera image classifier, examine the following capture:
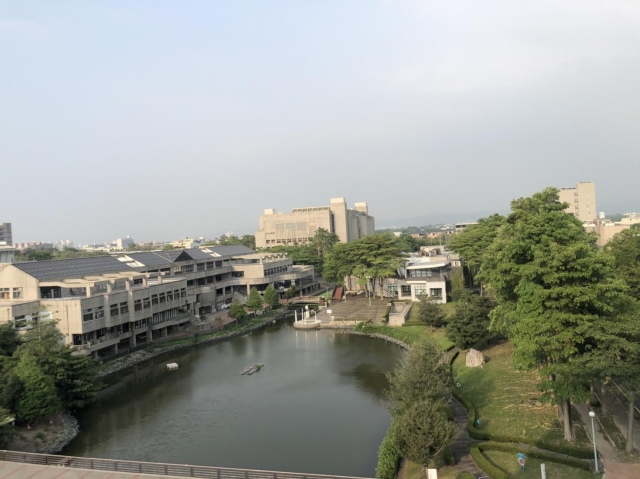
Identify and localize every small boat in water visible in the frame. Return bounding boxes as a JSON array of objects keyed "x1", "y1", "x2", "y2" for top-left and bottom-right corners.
[{"x1": 241, "y1": 364, "x2": 264, "y2": 375}]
